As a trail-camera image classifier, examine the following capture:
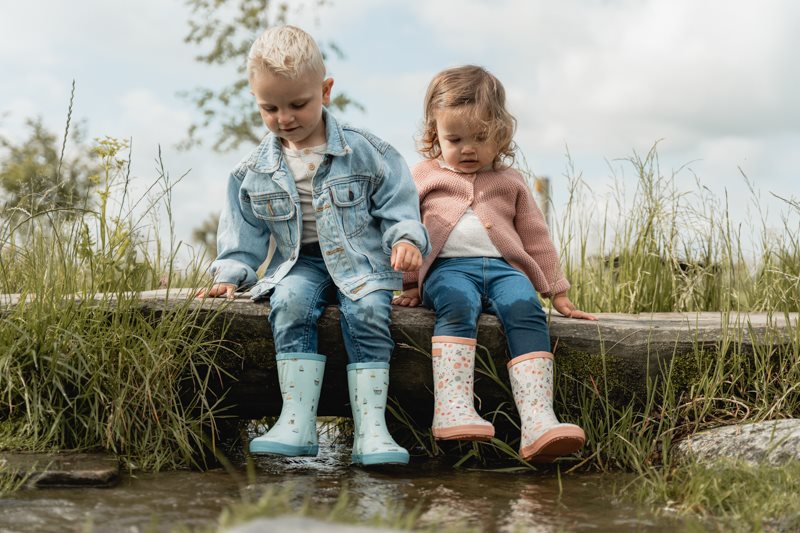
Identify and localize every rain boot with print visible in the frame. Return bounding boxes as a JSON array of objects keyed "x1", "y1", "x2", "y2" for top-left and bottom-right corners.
[
  {"x1": 249, "y1": 353, "x2": 325, "y2": 456},
  {"x1": 347, "y1": 362, "x2": 409, "y2": 465},
  {"x1": 431, "y1": 336, "x2": 495, "y2": 440},
  {"x1": 508, "y1": 352, "x2": 585, "y2": 463}
]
